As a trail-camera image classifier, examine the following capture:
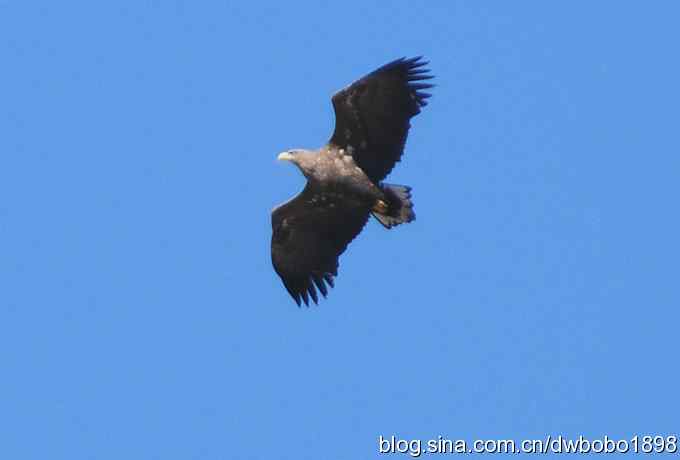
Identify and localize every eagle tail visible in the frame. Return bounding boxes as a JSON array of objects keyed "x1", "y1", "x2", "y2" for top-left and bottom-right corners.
[{"x1": 372, "y1": 184, "x2": 416, "y2": 229}]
